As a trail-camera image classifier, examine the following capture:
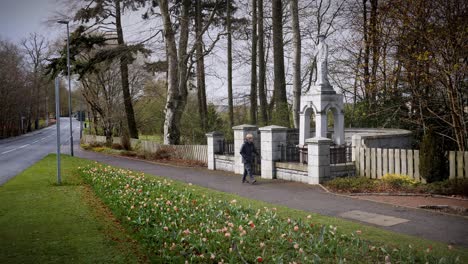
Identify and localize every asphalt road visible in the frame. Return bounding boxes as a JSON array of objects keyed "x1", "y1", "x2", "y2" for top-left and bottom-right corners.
[{"x1": 0, "y1": 117, "x2": 80, "y2": 185}]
